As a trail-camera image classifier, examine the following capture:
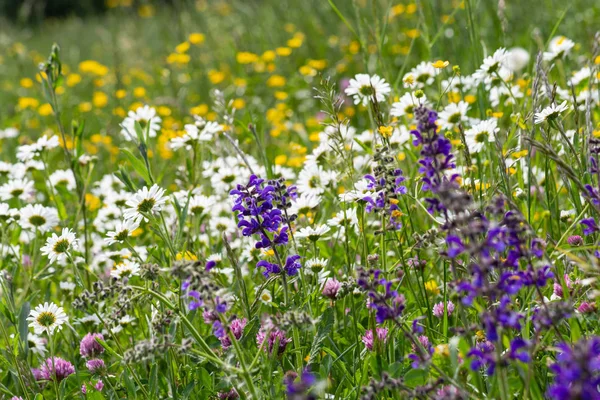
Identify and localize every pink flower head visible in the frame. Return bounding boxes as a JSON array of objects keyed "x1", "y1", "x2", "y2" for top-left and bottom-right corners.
[
  {"x1": 220, "y1": 318, "x2": 248, "y2": 350},
  {"x1": 256, "y1": 326, "x2": 291, "y2": 355},
  {"x1": 361, "y1": 327, "x2": 389, "y2": 351},
  {"x1": 40, "y1": 357, "x2": 75, "y2": 382},
  {"x1": 80, "y1": 332, "x2": 105, "y2": 358},
  {"x1": 86, "y1": 358, "x2": 106, "y2": 373},
  {"x1": 432, "y1": 301, "x2": 455, "y2": 318},
  {"x1": 322, "y1": 279, "x2": 341, "y2": 300},
  {"x1": 577, "y1": 301, "x2": 596, "y2": 314}
]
